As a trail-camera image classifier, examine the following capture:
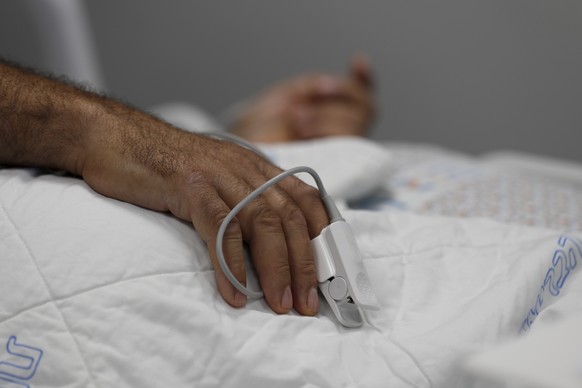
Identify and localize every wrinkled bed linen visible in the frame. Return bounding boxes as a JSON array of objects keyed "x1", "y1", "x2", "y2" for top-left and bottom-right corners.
[{"x1": 1, "y1": 138, "x2": 581, "y2": 387}]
